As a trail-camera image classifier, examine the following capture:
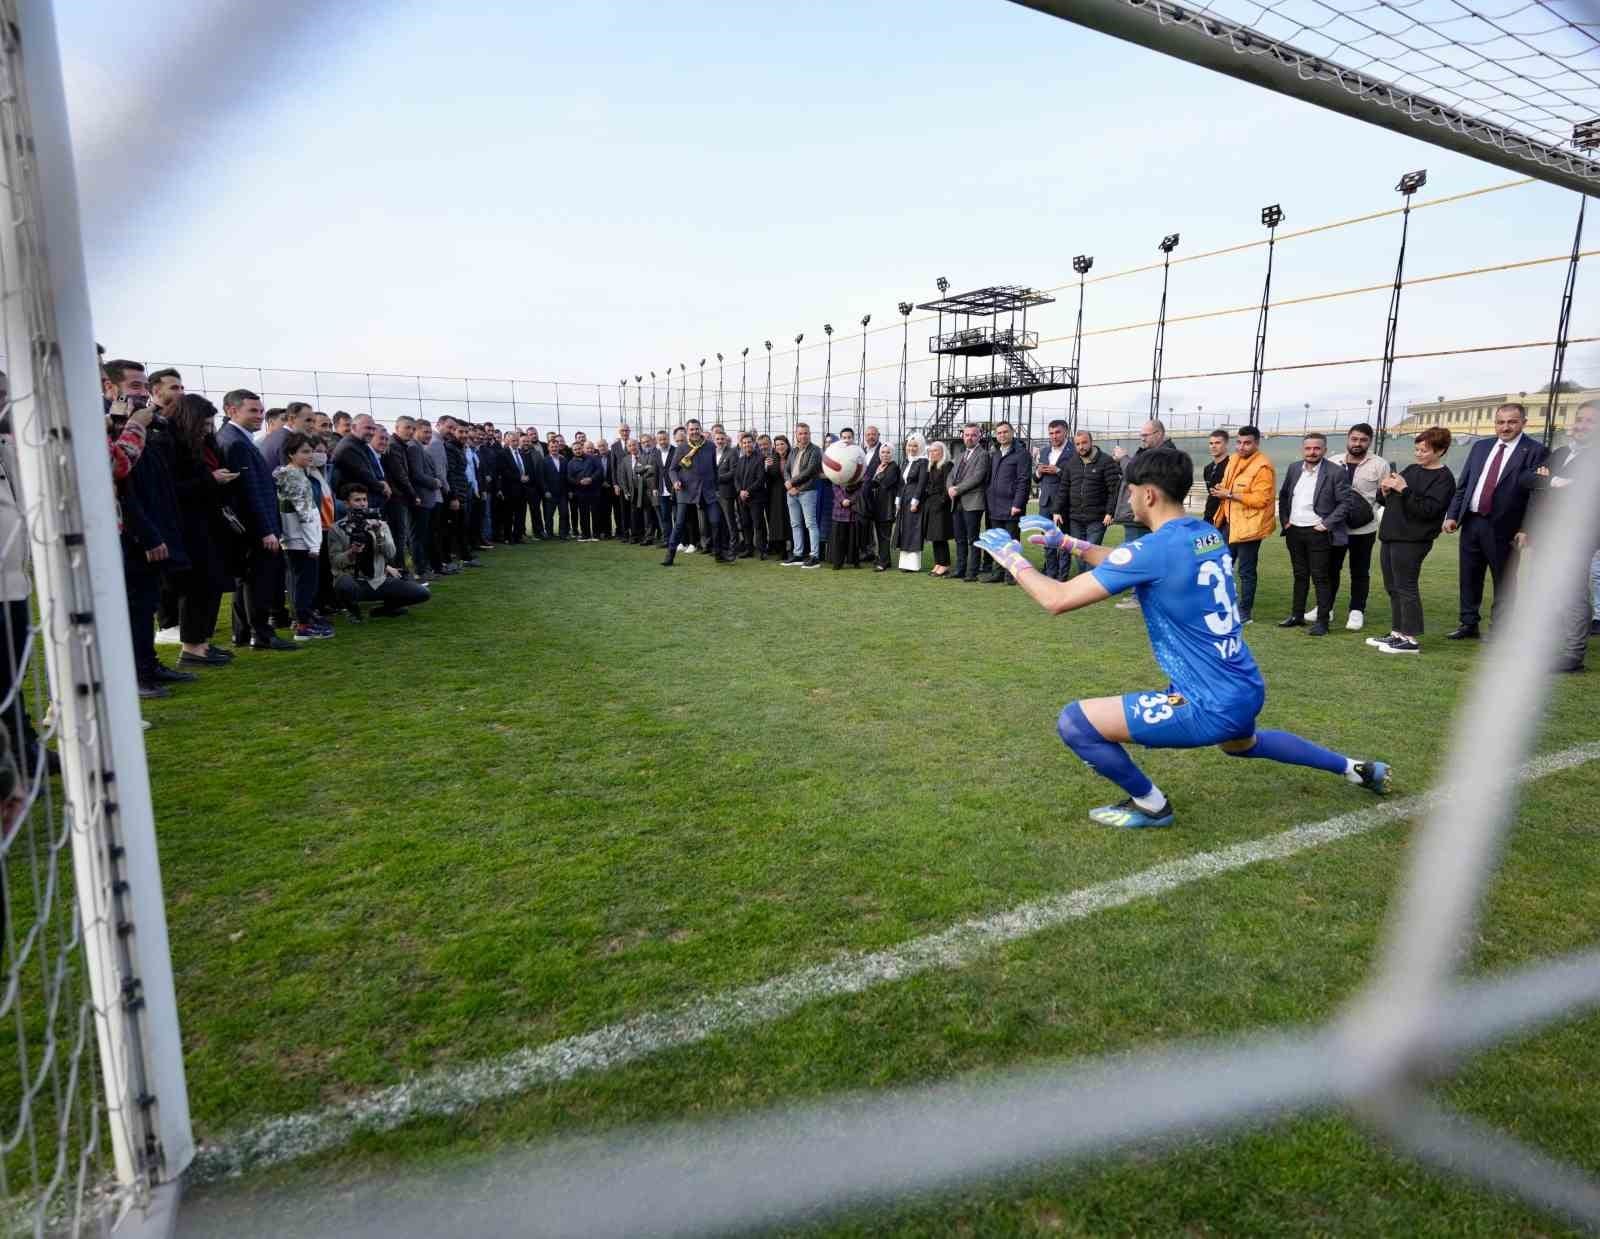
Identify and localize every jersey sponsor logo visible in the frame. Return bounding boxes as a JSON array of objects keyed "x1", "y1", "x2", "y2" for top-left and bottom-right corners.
[
  {"x1": 1166, "y1": 692, "x2": 1186, "y2": 707},
  {"x1": 1107, "y1": 546, "x2": 1134, "y2": 566},
  {"x1": 1191, "y1": 530, "x2": 1223, "y2": 556}
]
